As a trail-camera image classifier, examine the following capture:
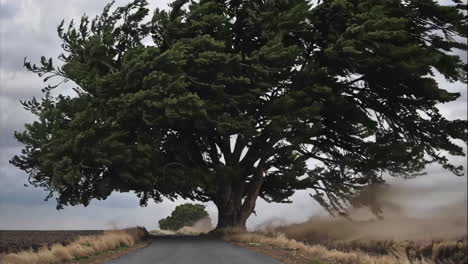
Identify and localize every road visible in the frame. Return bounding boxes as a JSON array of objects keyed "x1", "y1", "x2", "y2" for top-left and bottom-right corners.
[{"x1": 105, "y1": 235, "x2": 284, "y2": 264}]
